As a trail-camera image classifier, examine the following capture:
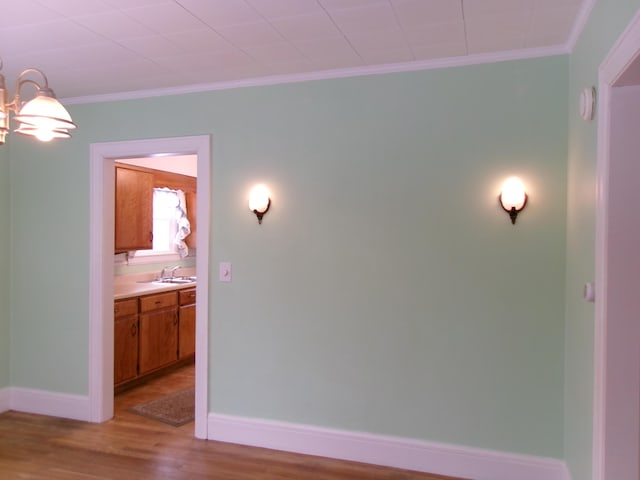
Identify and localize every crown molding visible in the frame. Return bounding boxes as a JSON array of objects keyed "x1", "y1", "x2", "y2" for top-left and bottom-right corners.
[{"x1": 63, "y1": 45, "x2": 566, "y2": 106}]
